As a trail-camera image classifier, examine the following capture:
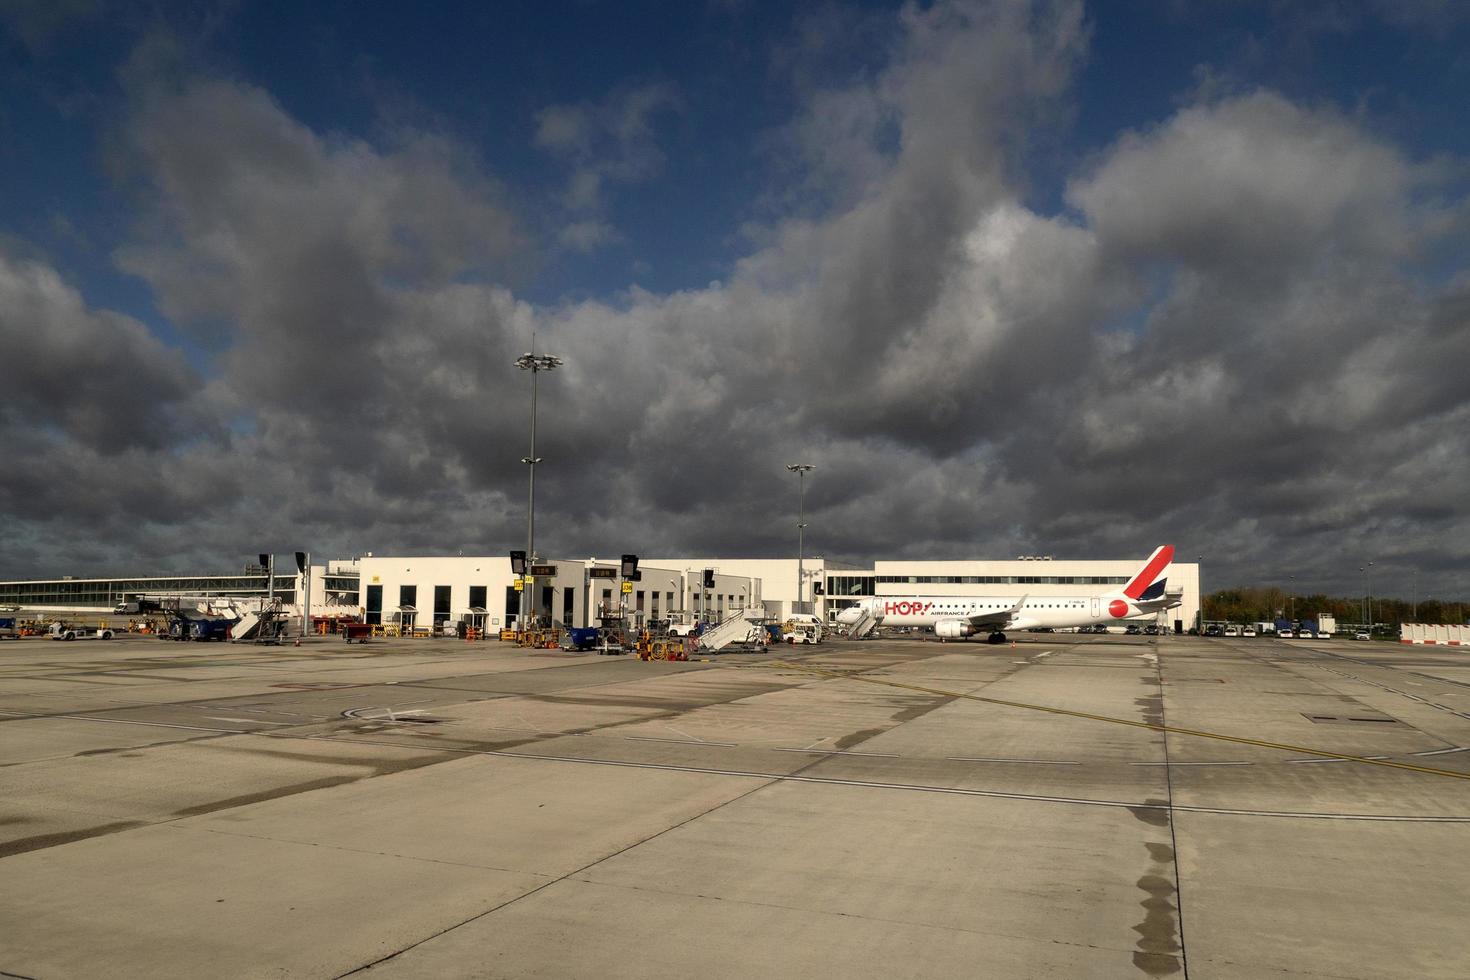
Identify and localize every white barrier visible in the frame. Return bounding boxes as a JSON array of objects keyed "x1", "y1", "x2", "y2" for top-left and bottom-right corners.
[{"x1": 1400, "y1": 623, "x2": 1469, "y2": 646}]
